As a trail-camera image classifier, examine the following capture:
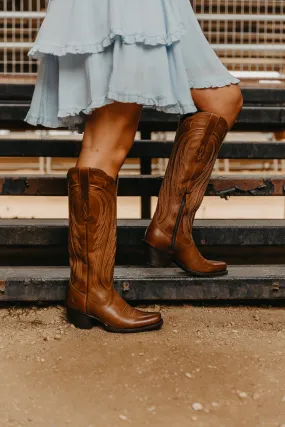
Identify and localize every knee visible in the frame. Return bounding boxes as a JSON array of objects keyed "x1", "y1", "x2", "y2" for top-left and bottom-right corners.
[
  {"x1": 212, "y1": 85, "x2": 243, "y2": 120},
  {"x1": 192, "y1": 84, "x2": 243, "y2": 122},
  {"x1": 228, "y1": 85, "x2": 243, "y2": 118},
  {"x1": 218, "y1": 86, "x2": 243, "y2": 128}
]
